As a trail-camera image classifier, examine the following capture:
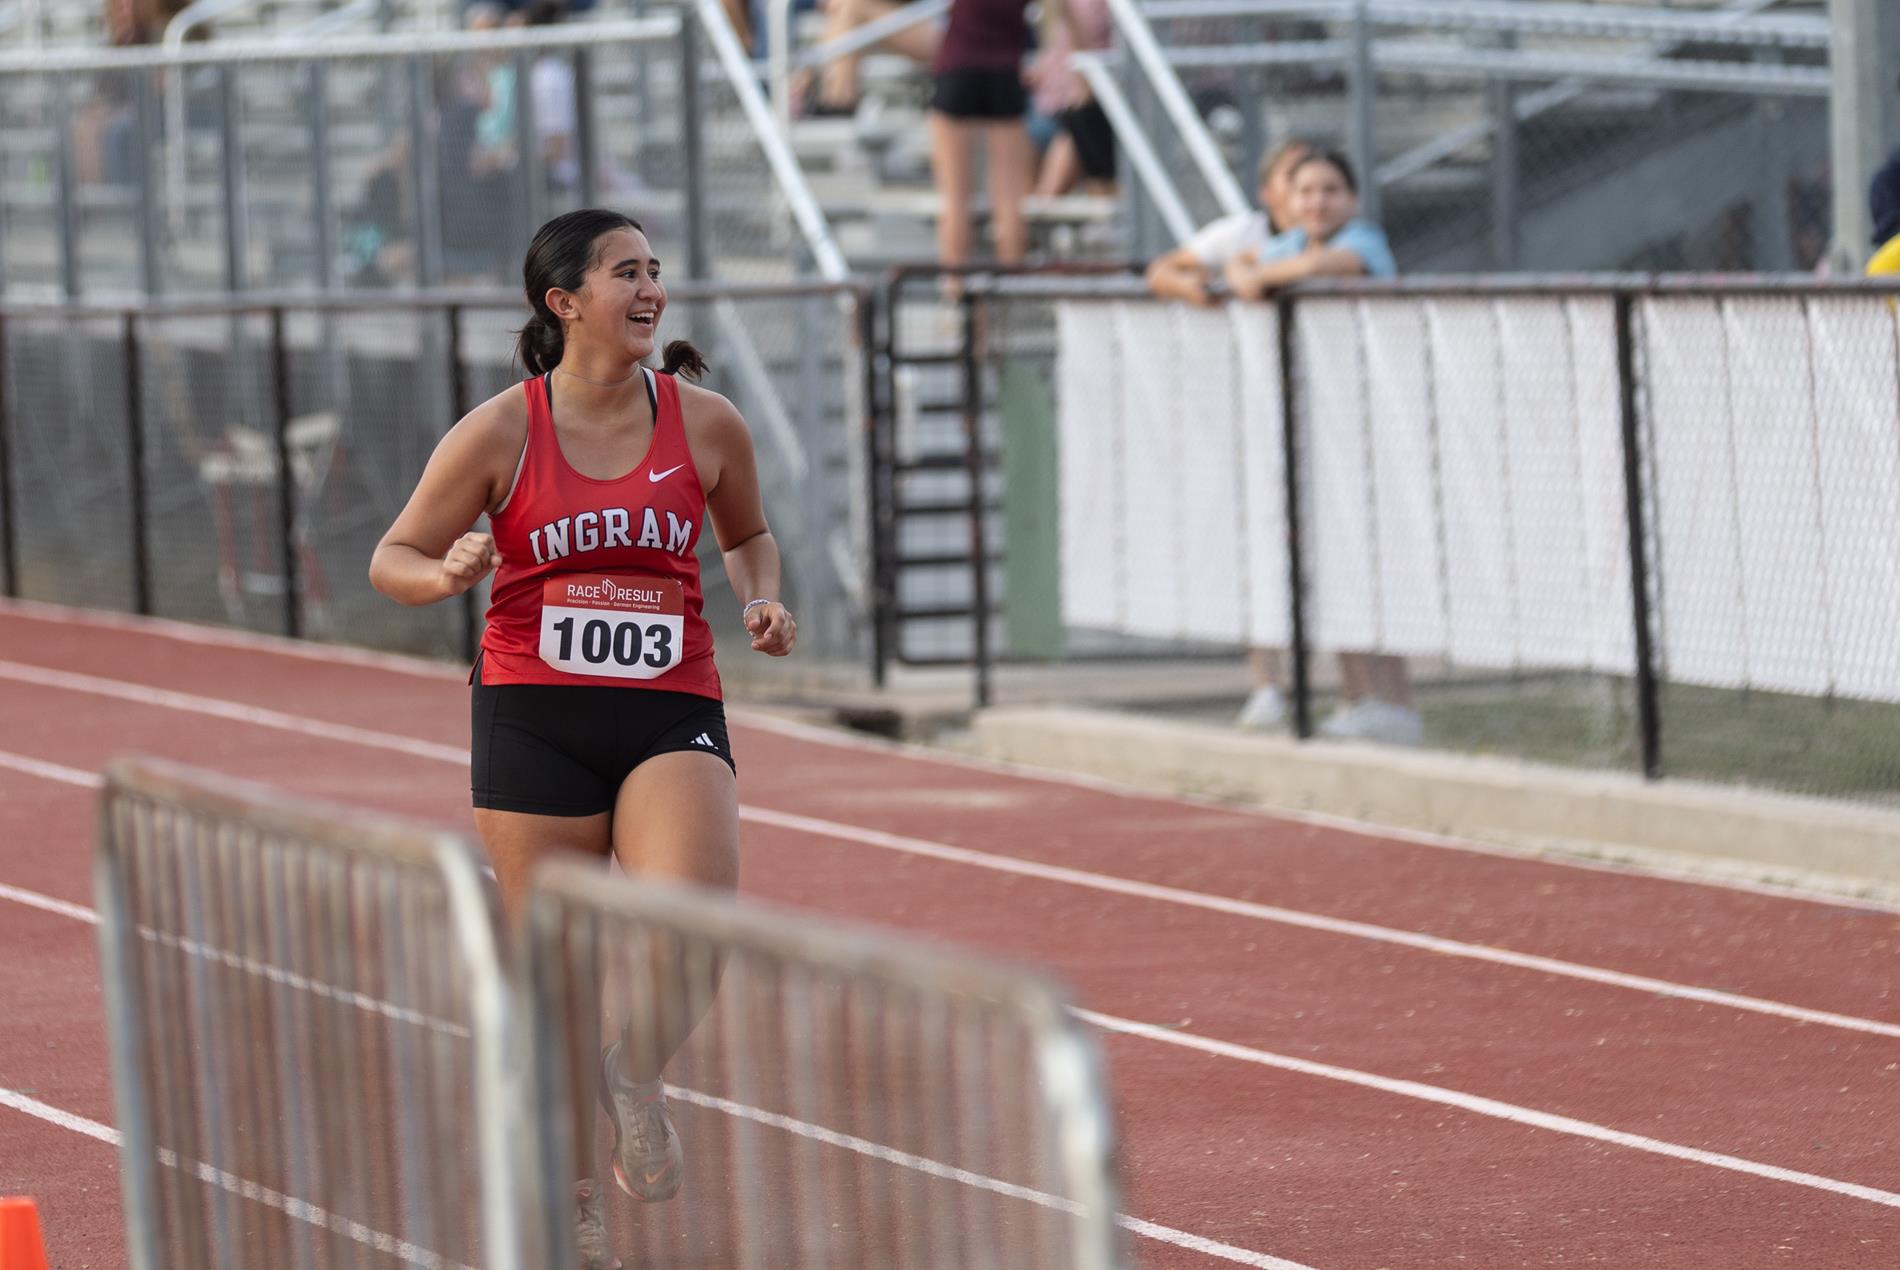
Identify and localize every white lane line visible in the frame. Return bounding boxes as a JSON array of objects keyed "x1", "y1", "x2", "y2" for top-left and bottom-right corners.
[
  {"x1": 0, "y1": 881, "x2": 98, "y2": 925},
  {"x1": 2, "y1": 670, "x2": 1896, "y2": 1042},
  {"x1": 0, "y1": 1088, "x2": 474, "y2": 1270},
  {"x1": 0, "y1": 662, "x2": 468, "y2": 765},
  {"x1": 1079, "y1": 1009, "x2": 1900, "y2": 1211},
  {"x1": 0, "y1": 598, "x2": 466, "y2": 680},
  {"x1": 0, "y1": 750, "x2": 103, "y2": 789},
  {"x1": 0, "y1": 885, "x2": 1296, "y2": 1270},
  {"x1": 741, "y1": 806, "x2": 1900, "y2": 1042},
  {"x1": 668, "y1": 1086, "x2": 1315, "y2": 1270},
  {"x1": 731, "y1": 713, "x2": 1900, "y2": 914},
  {"x1": 9, "y1": 878, "x2": 1899, "y2": 1230},
  {"x1": 9, "y1": 596, "x2": 1896, "y2": 916}
]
